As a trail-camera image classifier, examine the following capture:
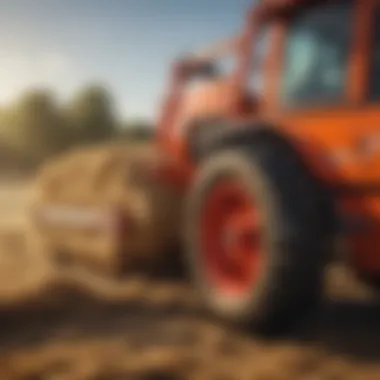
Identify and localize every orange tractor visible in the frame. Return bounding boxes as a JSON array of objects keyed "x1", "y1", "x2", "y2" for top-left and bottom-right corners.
[{"x1": 153, "y1": 0, "x2": 380, "y2": 332}]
